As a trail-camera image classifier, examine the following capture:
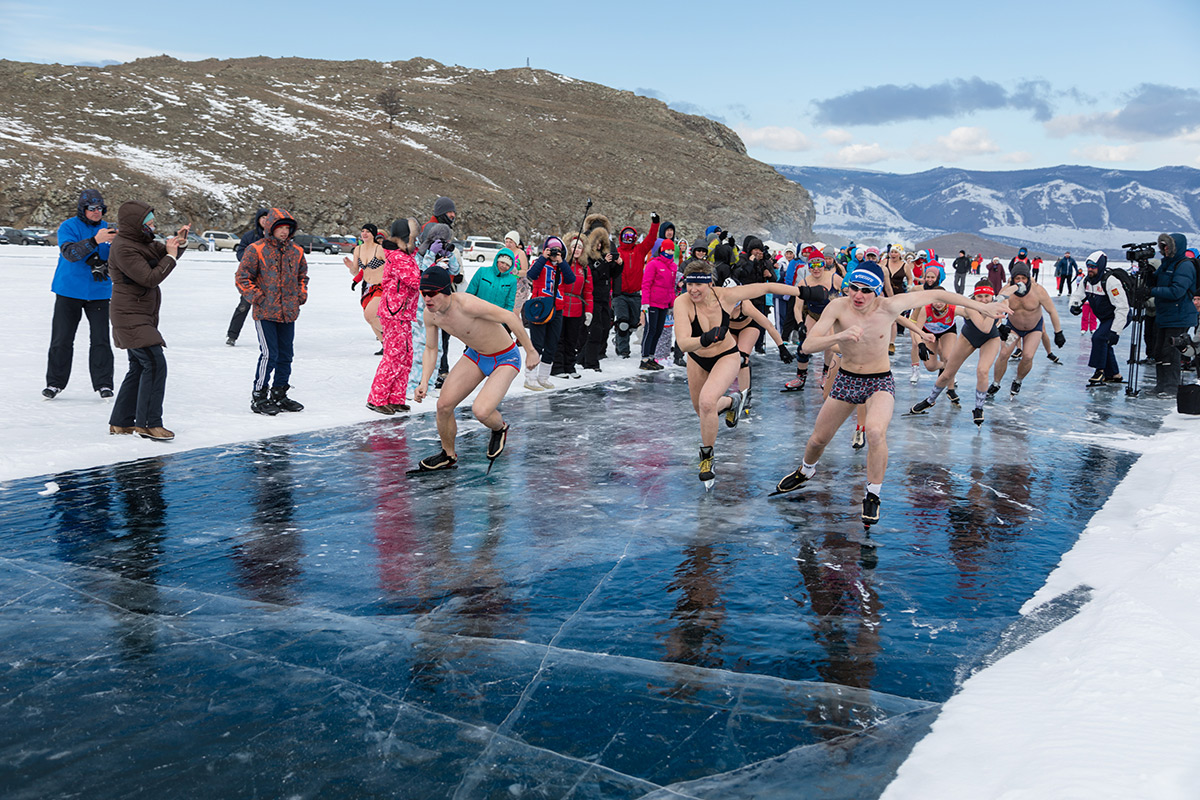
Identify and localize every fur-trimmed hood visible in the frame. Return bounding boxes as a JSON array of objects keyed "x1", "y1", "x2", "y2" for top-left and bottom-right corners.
[{"x1": 582, "y1": 213, "x2": 612, "y2": 261}]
